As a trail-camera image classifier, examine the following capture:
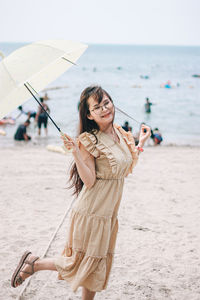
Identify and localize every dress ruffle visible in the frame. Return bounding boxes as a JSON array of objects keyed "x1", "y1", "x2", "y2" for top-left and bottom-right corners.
[
  {"x1": 78, "y1": 132, "x2": 99, "y2": 158},
  {"x1": 114, "y1": 124, "x2": 139, "y2": 174},
  {"x1": 79, "y1": 131, "x2": 117, "y2": 173},
  {"x1": 95, "y1": 142, "x2": 117, "y2": 174},
  {"x1": 79, "y1": 127, "x2": 139, "y2": 175},
  {"x1": 67, "y1": 209, "x2": 118, "y2": 256},
  {"x1": 56, "y1": 209, "x2": 118, "y2": 292},
  {"x1": 56, "y1": 249, "x2": 113, "y2": 292}
]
